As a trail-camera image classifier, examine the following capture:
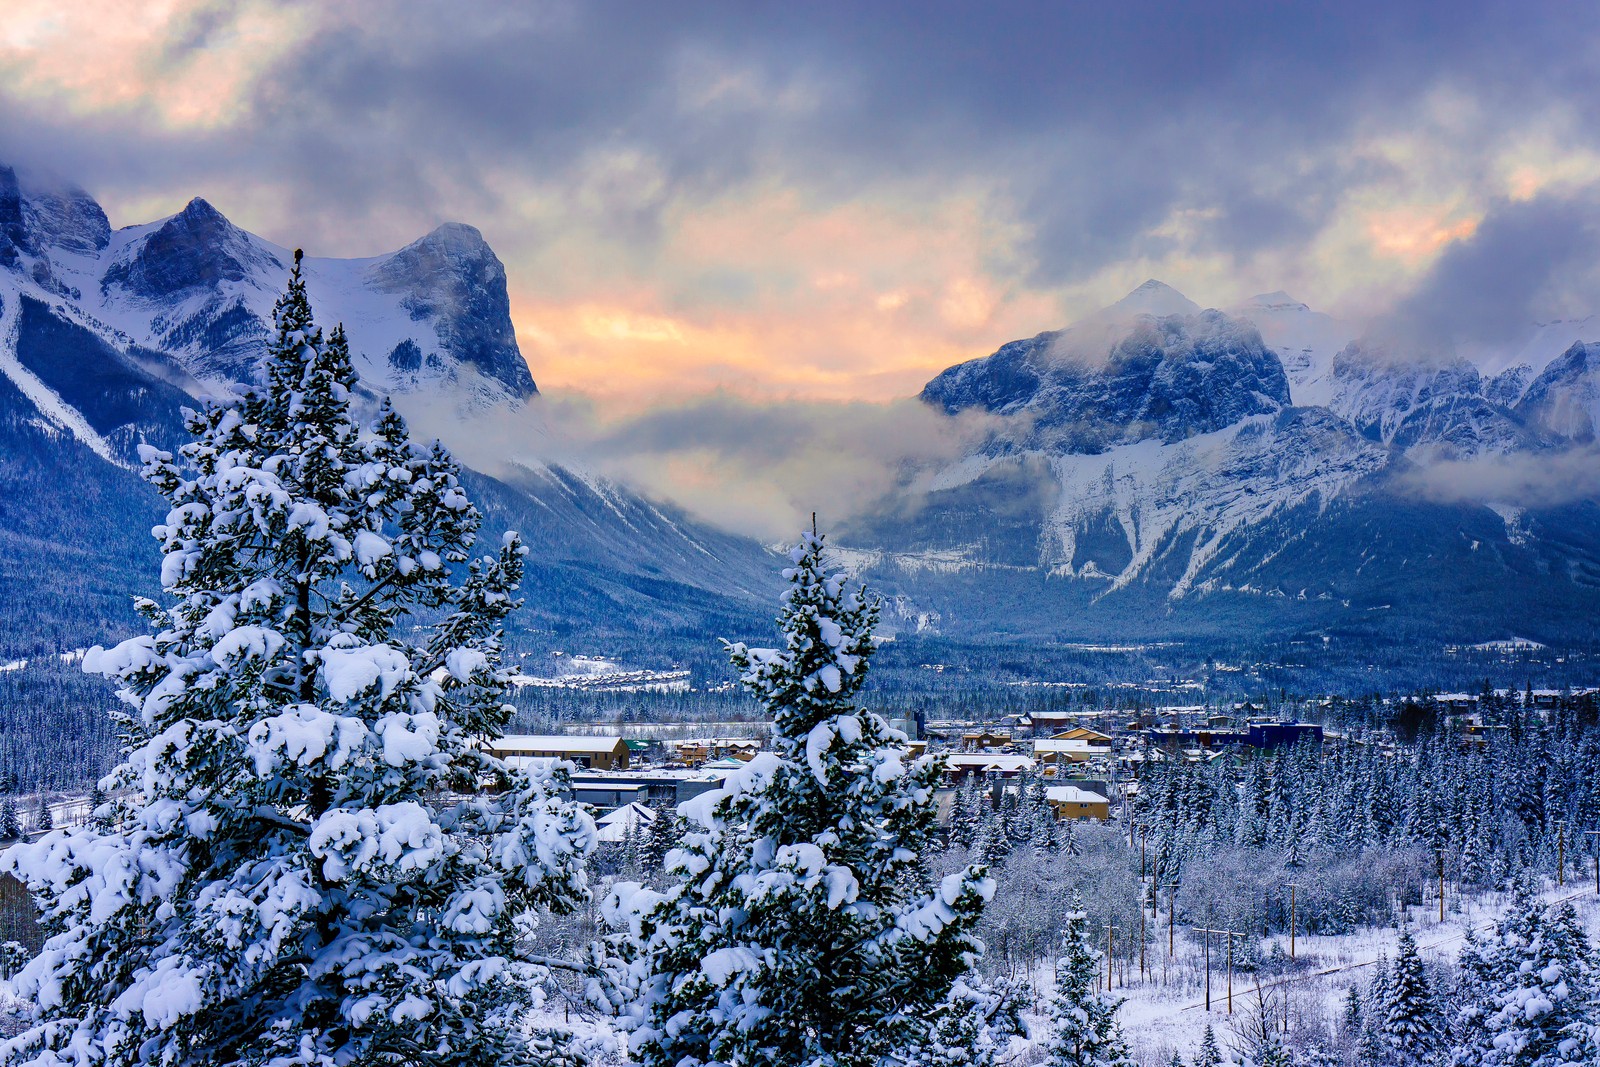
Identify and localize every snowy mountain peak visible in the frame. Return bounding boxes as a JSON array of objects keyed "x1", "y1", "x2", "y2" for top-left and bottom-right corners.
[
  {"x1": 1103, "y1": 278, "x2": 1200, "y2": 320},
  {"x1": 411, "y1": 221, "x2": 490, "y2": 253},
  {"x1": 0, "y1": 166, "x2": 542, "y2": 402},
  {"x1": 0, "y1": 163, "x2": 111, "y2": 260},
  {"x1": 1515, "y1": 340, "x2": 1600, "y2": 442},
  {"x1": 103, "y1": 196, "x2": 283, "y2": 301},
  {"x1": 920, "y1": 307, "x2": 1289, "y2": 452},
  {"x1": 368, "y1": 220, "x2": 534, "y2": 398},
  {"x1": 1239, "y1": 291, "x2": 1309, "y2": 312}
]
